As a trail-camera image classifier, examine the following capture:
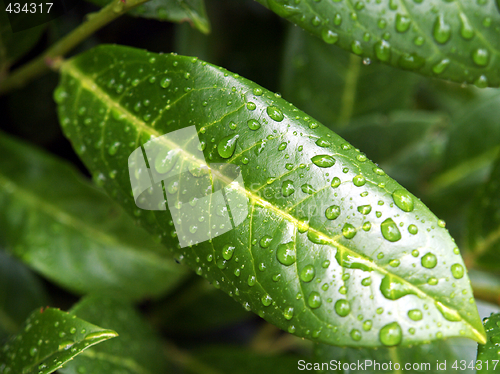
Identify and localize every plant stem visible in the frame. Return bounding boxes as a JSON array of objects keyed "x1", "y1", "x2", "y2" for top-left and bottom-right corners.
[{"x1": 0, "y1": 0, "x2": 148, "y2": 95}]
